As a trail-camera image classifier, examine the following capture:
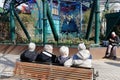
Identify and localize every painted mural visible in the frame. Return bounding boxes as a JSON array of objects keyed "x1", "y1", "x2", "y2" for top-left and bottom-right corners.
[{"x1": 60, "y1": 1, "x2": 80, "y2": 33}]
